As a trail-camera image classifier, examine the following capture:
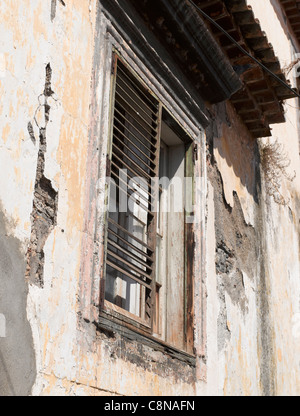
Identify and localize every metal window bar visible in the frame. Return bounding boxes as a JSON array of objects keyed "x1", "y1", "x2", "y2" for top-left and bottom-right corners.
[
  {"x1": 116, "y1": 79, "x2": 159, "y2": 126},
  {"x1": 117, "y1": 64, "x2": 159, "y2": 112},
  {"x1": 108, "y1": 218, "x2": 154, "y2": 252},
  {"x1": 112, "y1": 148, "x2": 154, "y2": 186},
  {"x1": 107, "y1": 228, "x2": 153, "y2": 262},
  {"x1": 106, "y1": 260, "x2": 152, "y2": 290},
  {"x1": 110, "y1": 168, "x2": 155, "y2": 210},
  {"x1": 112, "y1": 134, "x2": 156, "y2": 176},
  {"x1": 105, "y1": 58, "x2": 160, "y2": 323},
  {"x1": 111, "y1": 180, "x2": 155, "y2": 217},
  {"x1": 110, "y1": 160, "x2": 155, "y2": 198},
  {"x1": 113, "y1": 123, "x2": 156, "y2": 165},
  {"x1": 114, "y1": 107, "x2": 157, "y2": 149},
  {"x1": 107, "y1": 238, "x2": 152, "y2": 270},
  {"x1": 114, "y1": 92, "x2": 158, "y2": 139}
]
